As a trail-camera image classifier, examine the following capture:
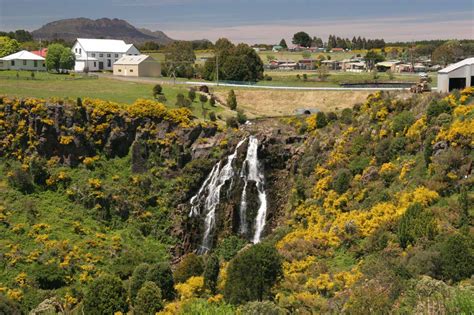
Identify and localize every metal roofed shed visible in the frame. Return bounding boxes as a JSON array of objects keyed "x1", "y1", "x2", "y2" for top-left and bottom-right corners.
[
  {"x1": 112, "y1": 54, "x2": 161, "y2": 77},
  {"x1": 0, "y1": 50, "x2": 46, "y2": 71},
  {"x1": 437, "y1": 58, "x2": 474, "y2": 93}
]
